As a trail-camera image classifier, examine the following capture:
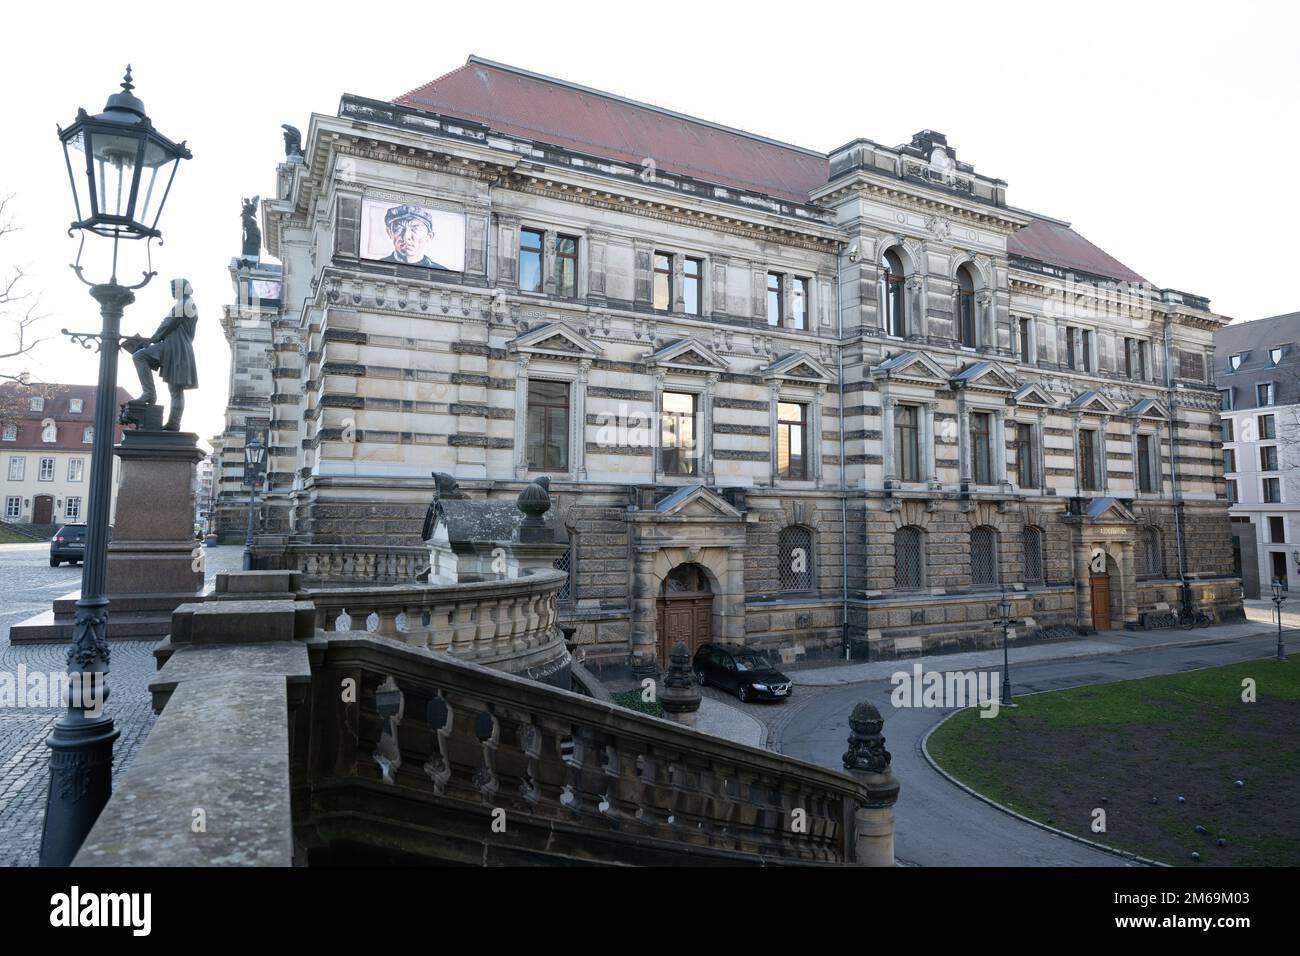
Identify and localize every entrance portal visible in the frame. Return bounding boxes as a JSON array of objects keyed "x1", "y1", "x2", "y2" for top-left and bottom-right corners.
[
  {"x1": 656, "y1": 563, "x2": 713, "y2": 667},
  {"x1": 33, "y1": 495, "x2": 52, "y2": 525},
  {"x1": 1090, "y1": 573, "x2": 1111, "y2": 631}
]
